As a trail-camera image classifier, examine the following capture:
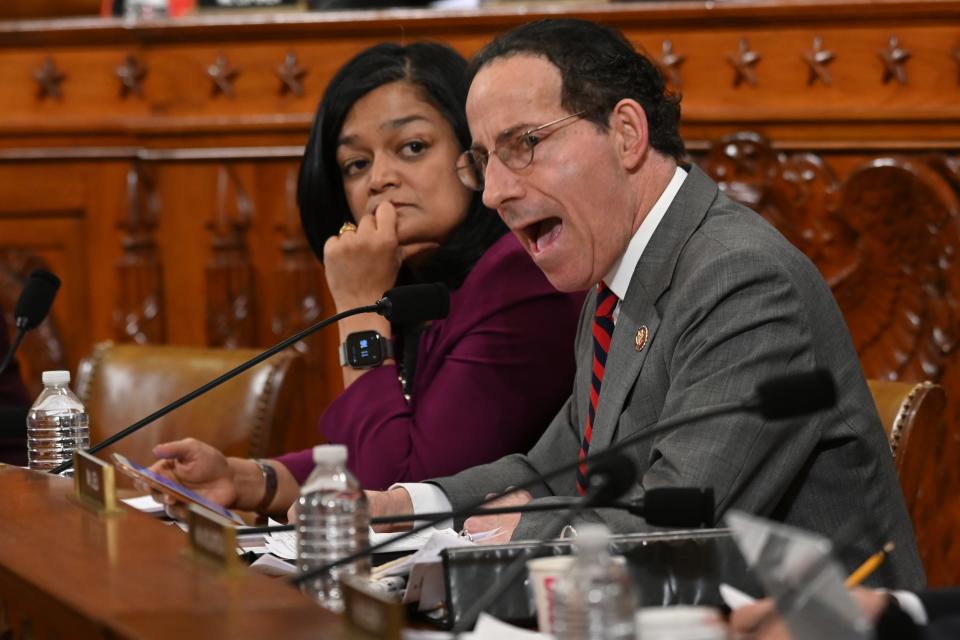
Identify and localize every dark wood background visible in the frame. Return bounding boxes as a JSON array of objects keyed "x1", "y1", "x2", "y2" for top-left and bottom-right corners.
[{"x1": 1, "y1": 1, "x2": 958, "y2": 584}]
